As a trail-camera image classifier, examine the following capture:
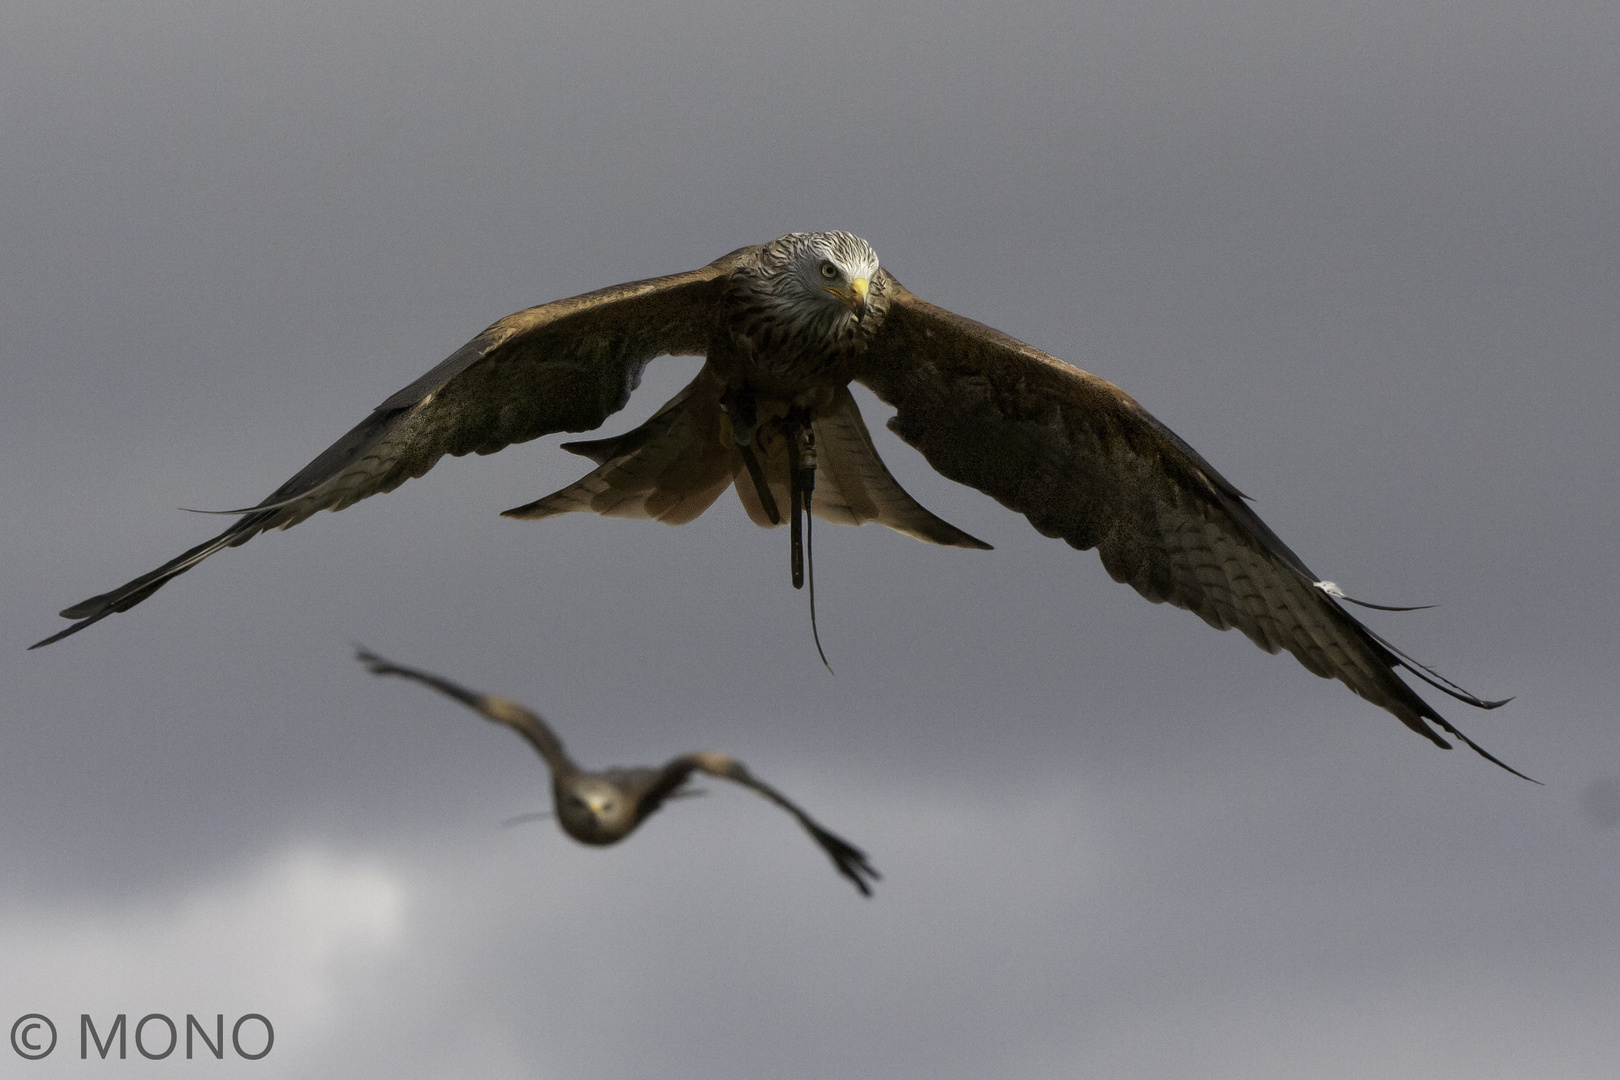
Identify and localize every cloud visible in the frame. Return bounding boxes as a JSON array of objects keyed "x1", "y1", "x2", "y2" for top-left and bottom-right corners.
[
  {"x1": 6, "y1": 771, "x2": 1620, "y2": 1078},
  {"x1": 1, "y1": 847, "x2": 404, "y2": 1072}
]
